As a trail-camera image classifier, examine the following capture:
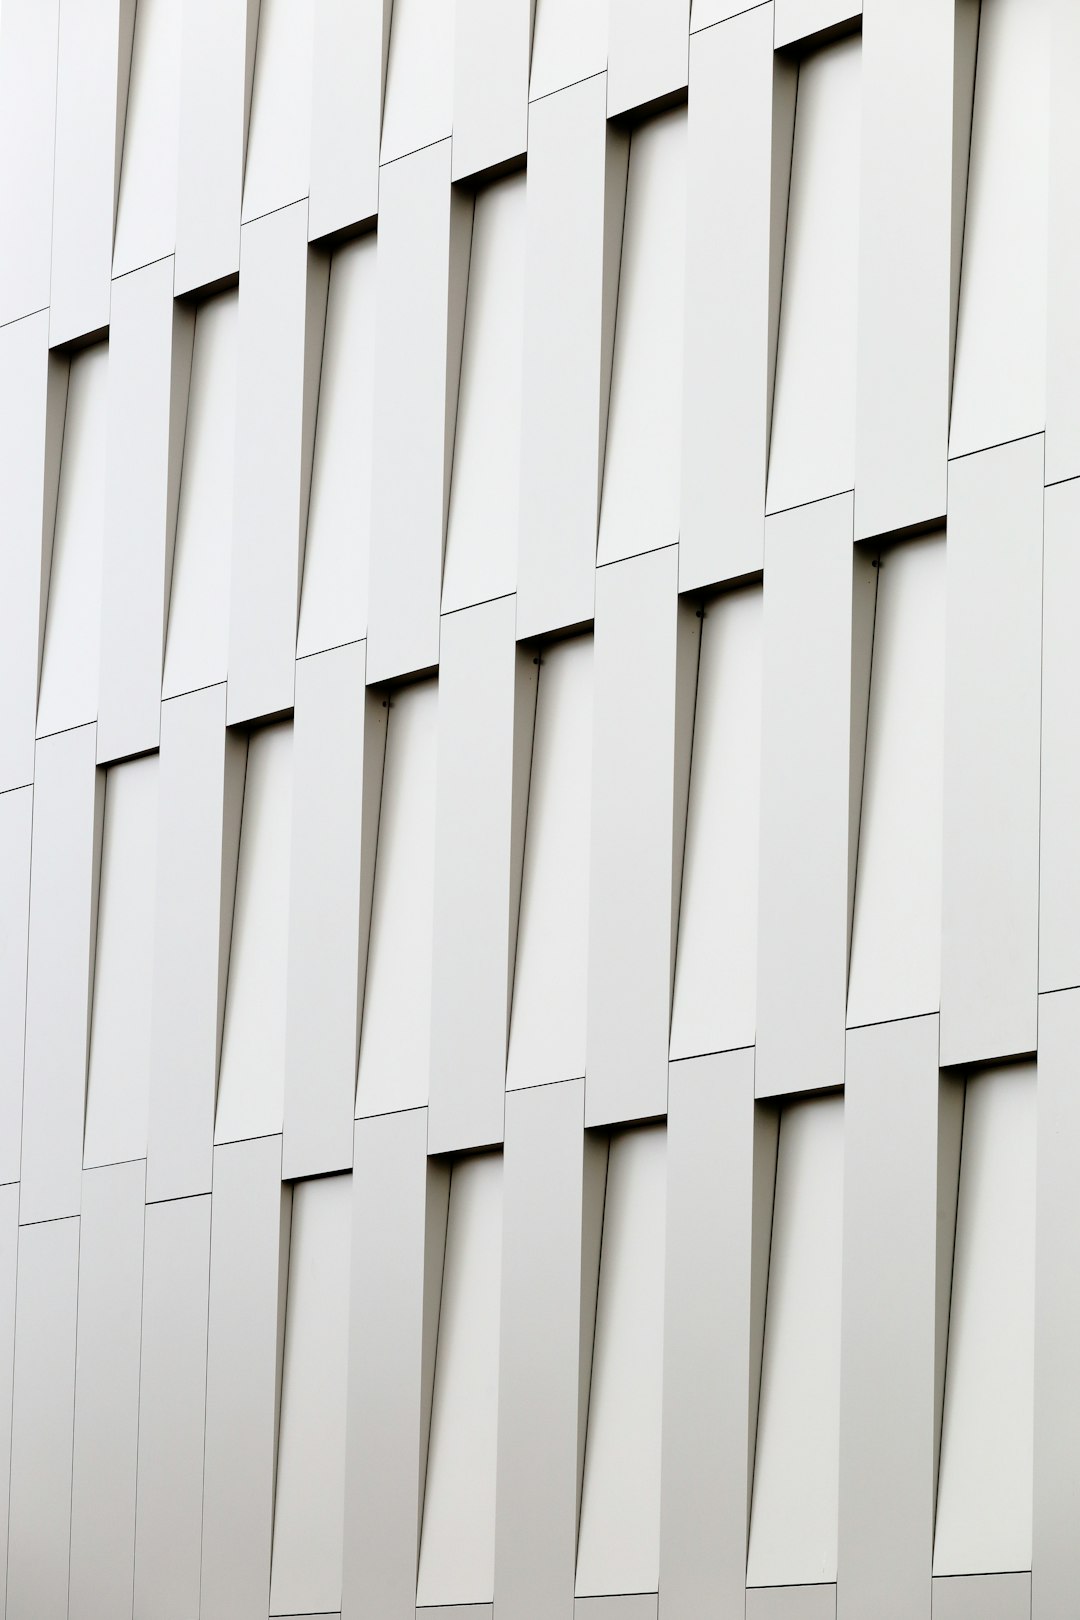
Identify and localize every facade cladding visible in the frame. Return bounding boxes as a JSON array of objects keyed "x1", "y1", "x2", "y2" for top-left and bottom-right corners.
[{"x1": 0, "y1": 0, "x2": 1078, "y2": 1617}]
